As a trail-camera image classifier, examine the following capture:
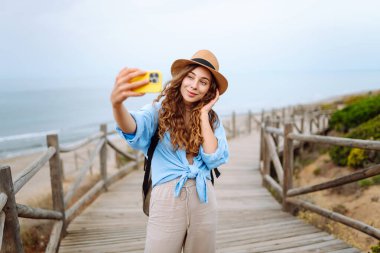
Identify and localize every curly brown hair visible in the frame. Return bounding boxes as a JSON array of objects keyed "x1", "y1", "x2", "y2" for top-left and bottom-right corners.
[{"x1": 154, "y1": 64, "x2": 220, "y2": 155}]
